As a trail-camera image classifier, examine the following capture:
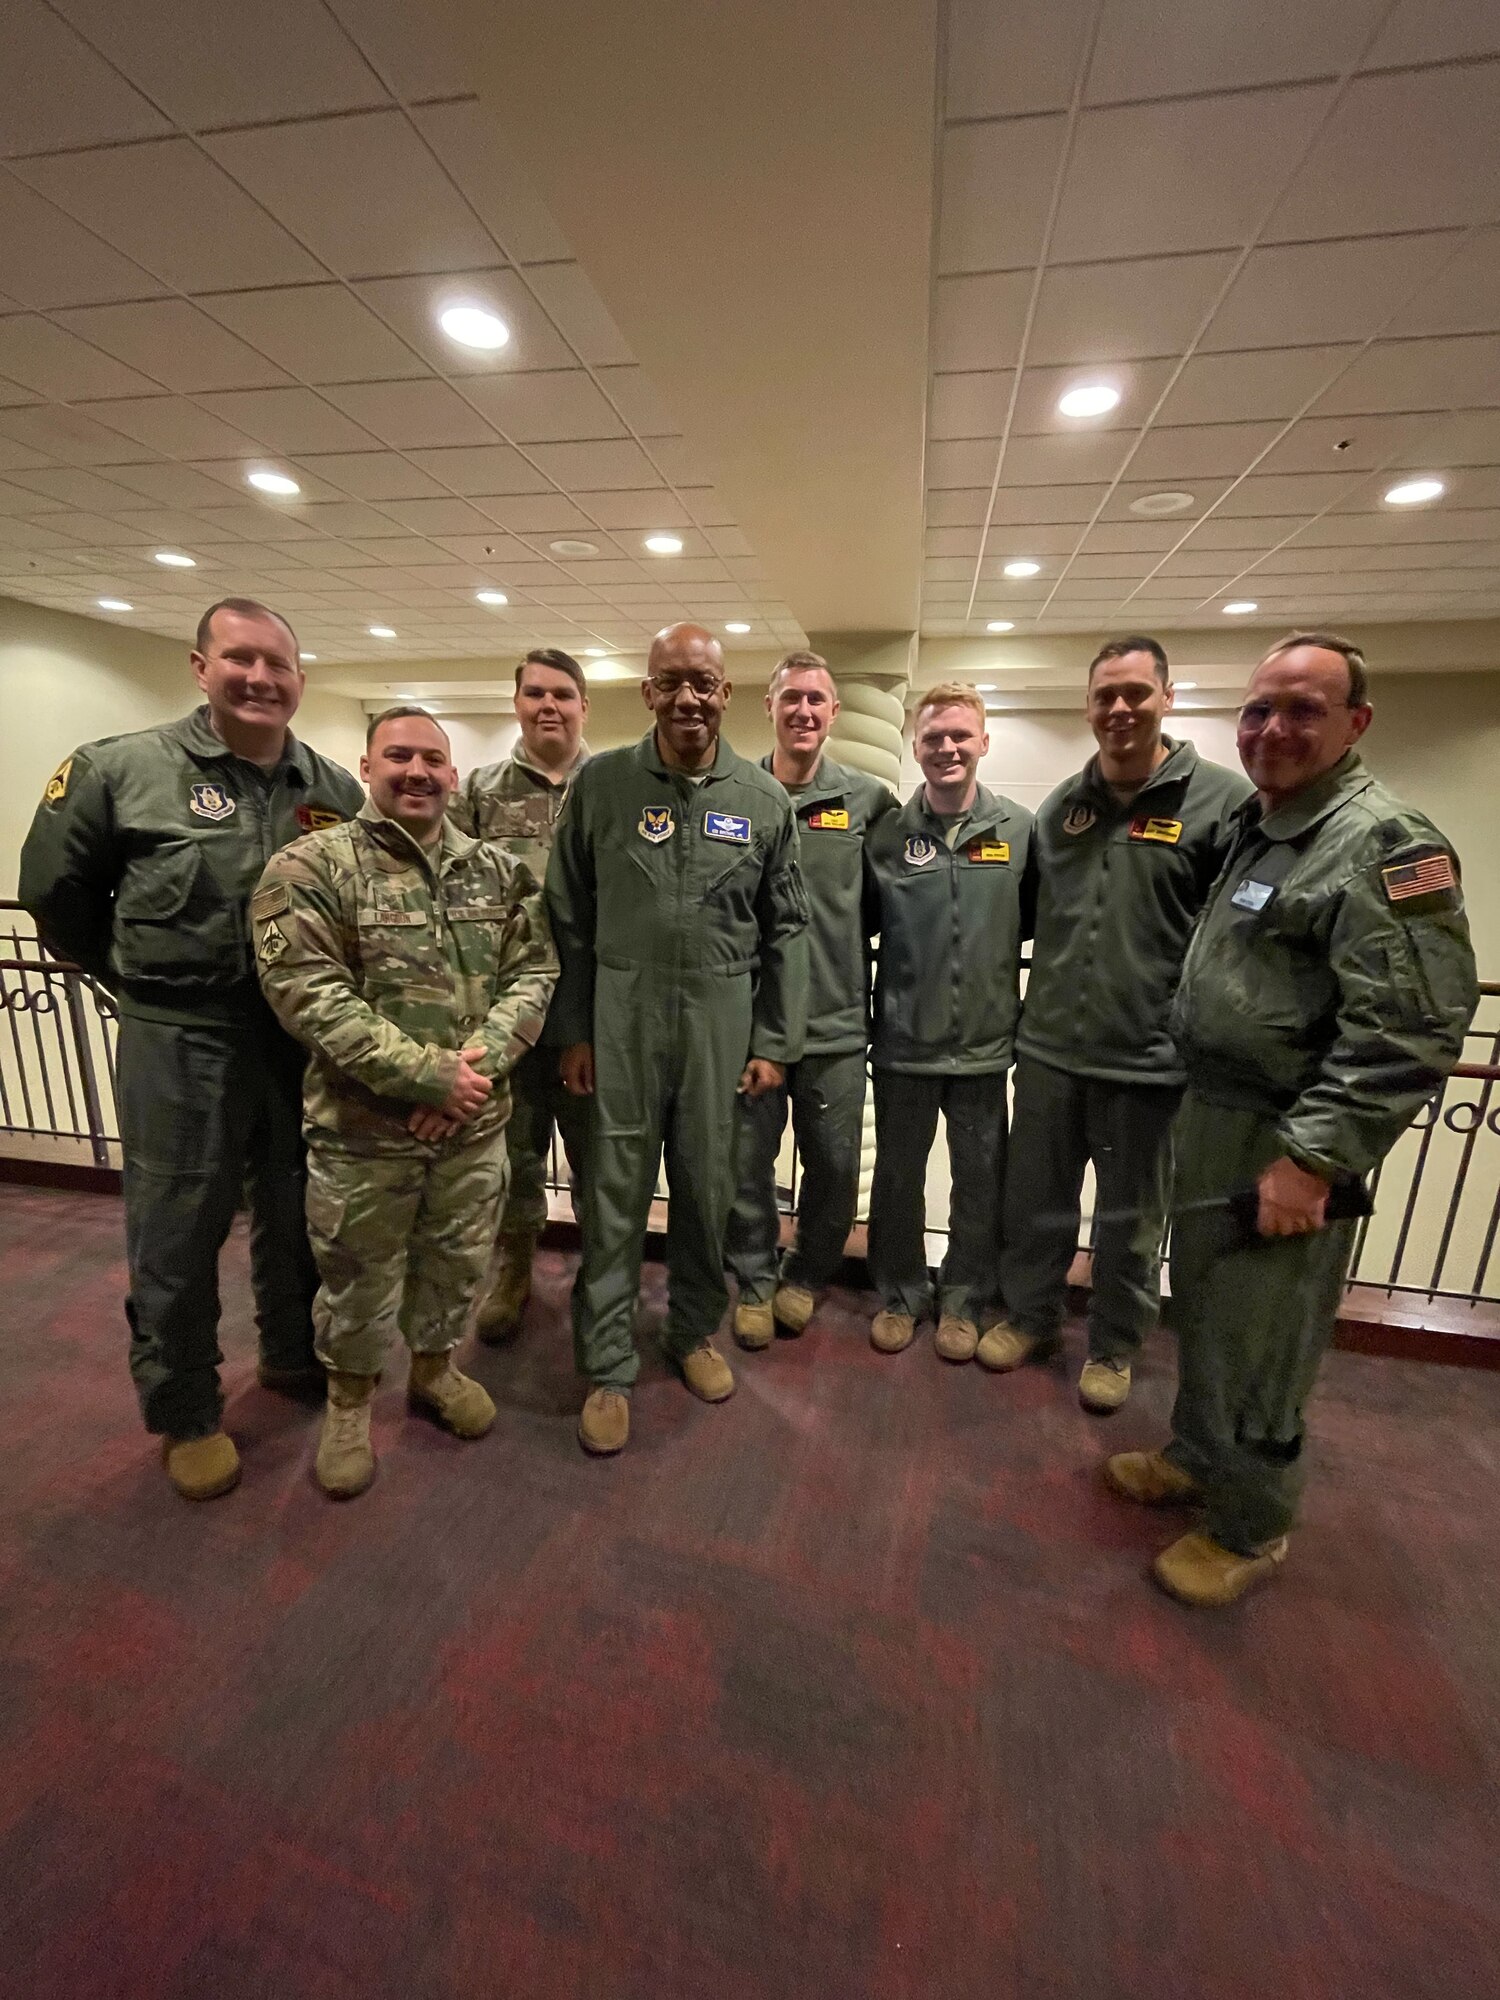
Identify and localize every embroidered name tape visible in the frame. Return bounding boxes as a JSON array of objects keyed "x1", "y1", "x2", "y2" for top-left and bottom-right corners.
[
  {"x1": 1129, "y1": 816, "x2": 1183, "y2": 845},
  {"x1": 638, "y1": 806, "x2": 674, "y2": 844},
  {"x1": 807, "y1": 808, "x2": 849, "y2": 830},
  {"x1": 966, "y1": 839, "x2": 1010, "y2": 864},
  {"x1": 705, "y1": 810, "x2": 751, "y2": 844},
  {"x1": 189, "y1": 782, "x2": 235, "y2": 822},
  {"x1": 357, "y1": 909, "x2": 427, "y2": 927},
  {"x1": 1382, "y1": 851, "x2": 1457, "y2": 905},
  {"x1": 1230, "y1": 879, "x2": 1275, "y2": 913}
]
